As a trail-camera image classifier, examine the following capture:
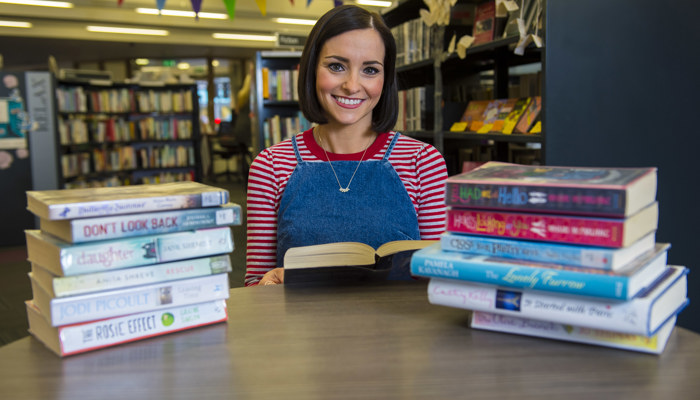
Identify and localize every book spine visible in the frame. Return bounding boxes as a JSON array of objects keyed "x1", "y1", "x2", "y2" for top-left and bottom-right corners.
[
  {"x1": 470, "y1": 311, "x2": 671, "y2": 354},
  {"x1": 60, "y1": 227, "x2": 233, "y2": 276},
  {"x1": 61, "y1": 204, "x2": 241, "y2": 243},
  {"x1": 47, "y1": 191, "x2": 229, "y2": 220},
  {"x1": 445, "y1": 182, "x2": 626, "y2": 217},
  {"x1": 52, "y1": 255, "x2": 232, "y2": 297},
  {"x1": 57, "y1": 300, "x2": 228, "y2": 356},
  {"x1": 446, "y1": 208, "x2": 627, "y2": 247},
  {"x1": 440, "y1": 232, "x2": 620, "y2": 269},
  {"x1": 49, "y1": 273, "x2": 230, "y2": 326},
  {"x1": 410, "y1": 247, "x2": 644, "y2": 300},
  {"x1": 428, "y1": 278, "x2": 662, "y2": 335}
]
